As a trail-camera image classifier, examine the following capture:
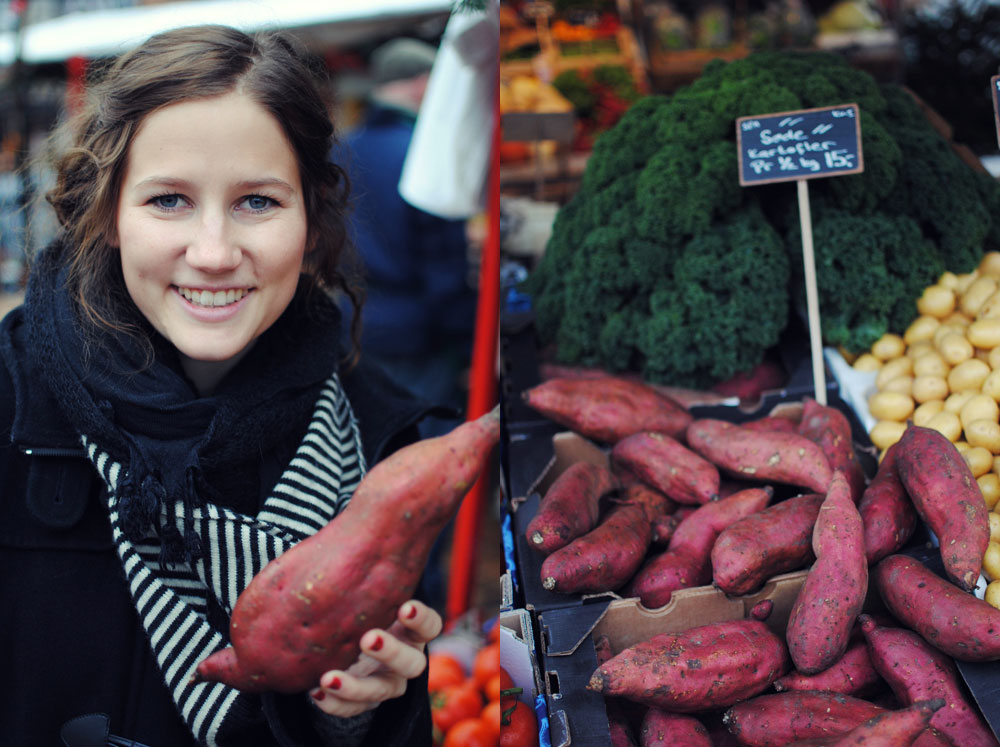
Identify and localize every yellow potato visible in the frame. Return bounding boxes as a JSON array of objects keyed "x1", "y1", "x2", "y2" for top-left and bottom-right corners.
[
  {"x1": 911, "y1": 374, "x2": 949, "y2": 403},
  {"x1": 870, "y1": 332, "x2": 906, "y2": 360},
  {"x1": 960, "y1": 276, "x2": 999, "y2": 317},
  {"x1": 881, "y1": 375, "x2": 913, "y2": 396},
  {"x1": 944, "y1": 390, "x2": 976, "y2": 414},
  {"x1": 867, "y1": 391, "x2": 915, "y2": 422},
  {"x1": 904, "y1": 315, "x2": 940, "y2": 346},
  {"x1": 925, "y1": 410, "x2": 963, "y2": 442},
  {"x1": 869, "y1": 420, "x2": 907, "y2": 451},
  {"x1": 912, "y1": 351, "x2": 950, "y2": 378},
  {"x1": 985, "y1": 580, "x2": 1000, "y2": 610},
  {"x1": 852, "y1": 353, "x2": 882, "y2": 372},
  {"x1": 966, "y1": 418, "x2": 1000, "y2": 453},
  {"x1": 976, "y1": 289, "x2": 1000, "y2": 320},
  {"x1": 989, "y1": 347, "x2": 1000, "y2": 370},
  {"x1": 990, "y1": 512, "x2": 1000, "y2": 542},
  {"x1": 913, "y1": 399, "x2": 945, "y2": 427},
  {"x1": 966, "y1": 446, "x2": 995, "y2": 477},
  {"x1": 948, "y1": 358, "x2": 991, "y2": 392},
  {"x1": 984, "y1": 541, "x2": 1000, "y2": 582},
  {"x1": 979, "y1": 250, "x2": 1000, "y2": 277},
  {"x1": 967, "y1": 317, "x2": 1000, "y2": 349},
  {"x1": 983, "y1": 370, "x2": 1000, "y2": 401},
  {"x1": 983, "y1": 478, "x2": 1000, "y2": 511},
  {"x1": 936, "y1": 331, "x2": 974, "y2": 365},
  {"x1": 906, "y1": 341, "x2": 934, "y2": 360},
  {"x1": 916, "y1": 284, "x2": 956, "y2": 318},
  {"x1": 960, "y1": 393, "x2": 1000, "y2": 431},
  {"x1": 955, "y1": 270, "x2": 981, "y2": 295},
  {"x1": 938, "y1": 270, "x2": 960, "y2": 290},
  {"x1": 875, "y1": 357, "x2": 913, "y2": 390}
]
